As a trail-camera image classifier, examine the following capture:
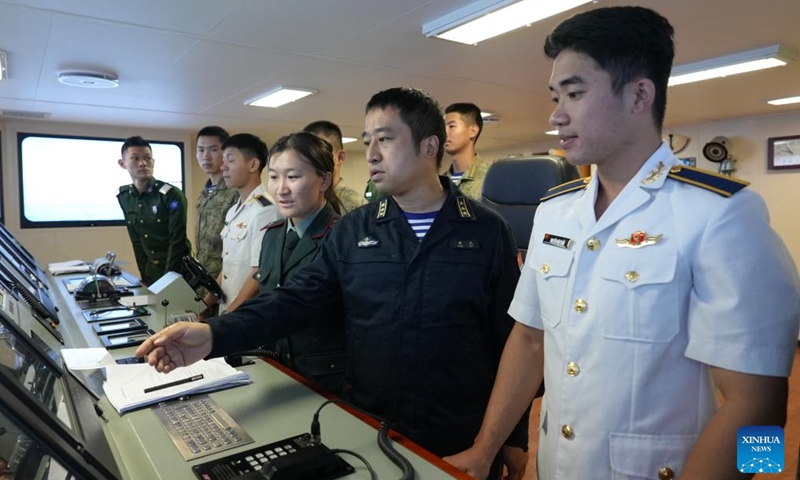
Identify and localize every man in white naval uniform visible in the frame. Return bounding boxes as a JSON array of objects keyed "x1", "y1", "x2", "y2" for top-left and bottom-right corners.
[
  {"x1": 446, "y1": 6, "x2": 800, "y2": 480},
  {"x1": 204, "y1": 133, "x2": 280, "y2": 313}
]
